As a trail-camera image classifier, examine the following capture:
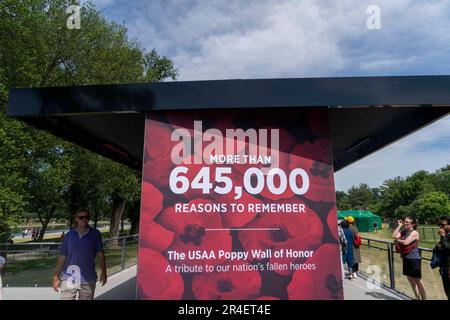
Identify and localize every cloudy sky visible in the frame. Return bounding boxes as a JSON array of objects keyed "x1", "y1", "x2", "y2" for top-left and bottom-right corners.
[{"x1": 94, "y1": 0, "x2": 450, "y2": 191}]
